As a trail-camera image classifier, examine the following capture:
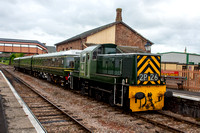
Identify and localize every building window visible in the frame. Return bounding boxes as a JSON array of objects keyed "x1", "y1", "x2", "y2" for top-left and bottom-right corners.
[
  {"x1": 70, "y1": 47, "x2": 72, "y2": 49},
  {"x1": 182, "y1": 66, "x2": 187, "y2": 70},
  {"x1": 63, "y1": 48, "x2": 64, "y2": 51}
]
